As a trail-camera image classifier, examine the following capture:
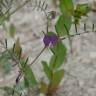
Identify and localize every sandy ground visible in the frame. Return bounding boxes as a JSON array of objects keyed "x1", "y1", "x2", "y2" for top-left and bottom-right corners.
[{"x1": 1, "y1": 0, "x2": 96, "y2": 96}]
